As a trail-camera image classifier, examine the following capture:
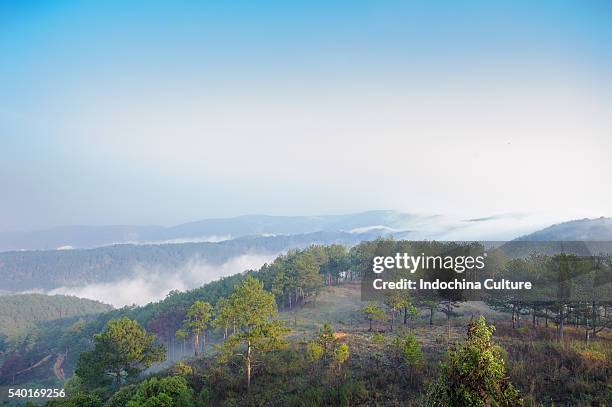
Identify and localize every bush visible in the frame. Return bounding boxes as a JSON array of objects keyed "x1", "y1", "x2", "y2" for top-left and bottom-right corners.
[
  {"x1": 47, "y1": 391, "x2": 103, "y2": 407},
  {"x1": 372, "y1": 332, "x2": 385, "y2": 344},
  {"x1": 307, "y1": 341, "x2": 325, "y2": 362},
  {"x1": 126, "y1": 376, "x2": 194, "y2": 407},
  {"x1": 169, "y1": 361, "x2": 193, "y2": 377},
  {"x1": 427, "y1": 316, "x2": 523, "y2": 407},
  {"x1": 333, "y1": 344, "x2": 350, "y2": 365},
  {"x1": 393, "y1": 333, "x2": 423, "y2": 366},
  {"x1": 104, "y1": 385, "x2": 136, "y2": 407}
]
